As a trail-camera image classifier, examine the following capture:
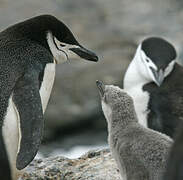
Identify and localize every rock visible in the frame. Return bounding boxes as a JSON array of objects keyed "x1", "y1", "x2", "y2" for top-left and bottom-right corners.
[{"x1": 20, "y1": 149, "x2": 121, "y2": 180}]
